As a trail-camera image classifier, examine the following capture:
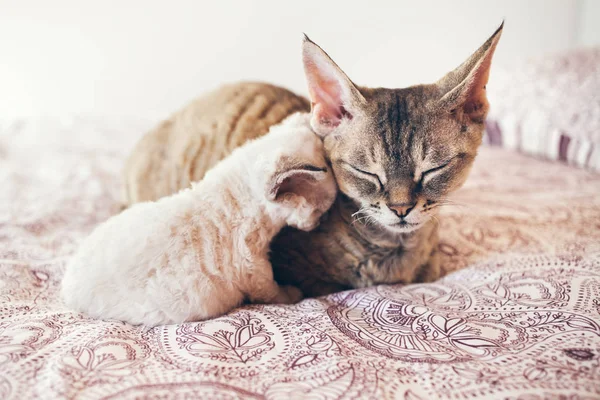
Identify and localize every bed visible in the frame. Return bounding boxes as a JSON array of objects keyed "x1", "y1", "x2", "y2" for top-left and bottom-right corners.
[
  {"x1": 2, "y1": 48, "x2": 600, "y2": 399},
  {"x1": 1, "y1": 114, "x2": 599, "y2": 399}
]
